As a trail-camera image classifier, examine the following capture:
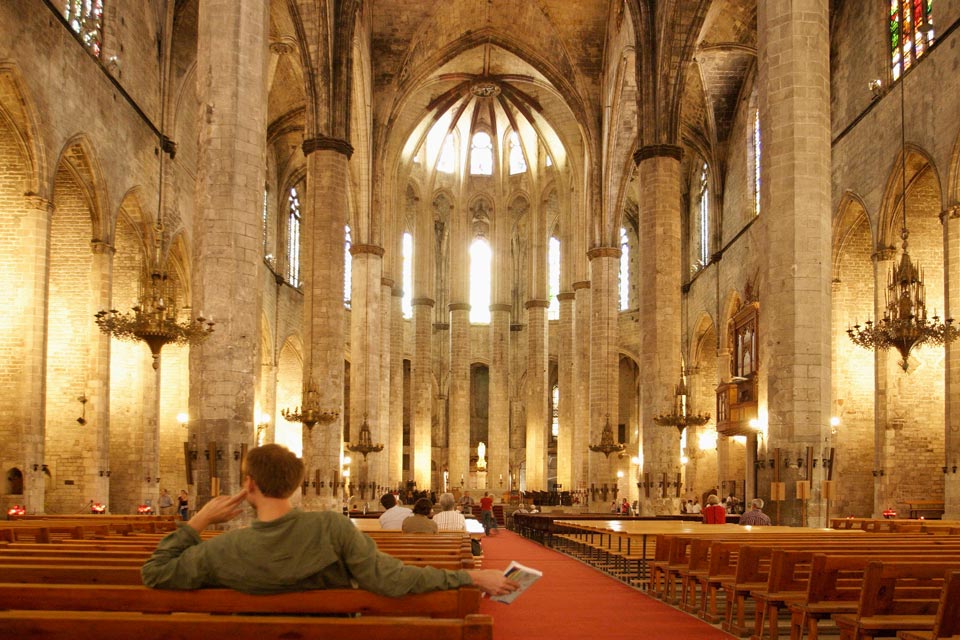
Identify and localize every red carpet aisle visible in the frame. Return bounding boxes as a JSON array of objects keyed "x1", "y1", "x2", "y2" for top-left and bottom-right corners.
[{"x1": 476, "y1": 530, "x2": 734, "y2": 640}]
